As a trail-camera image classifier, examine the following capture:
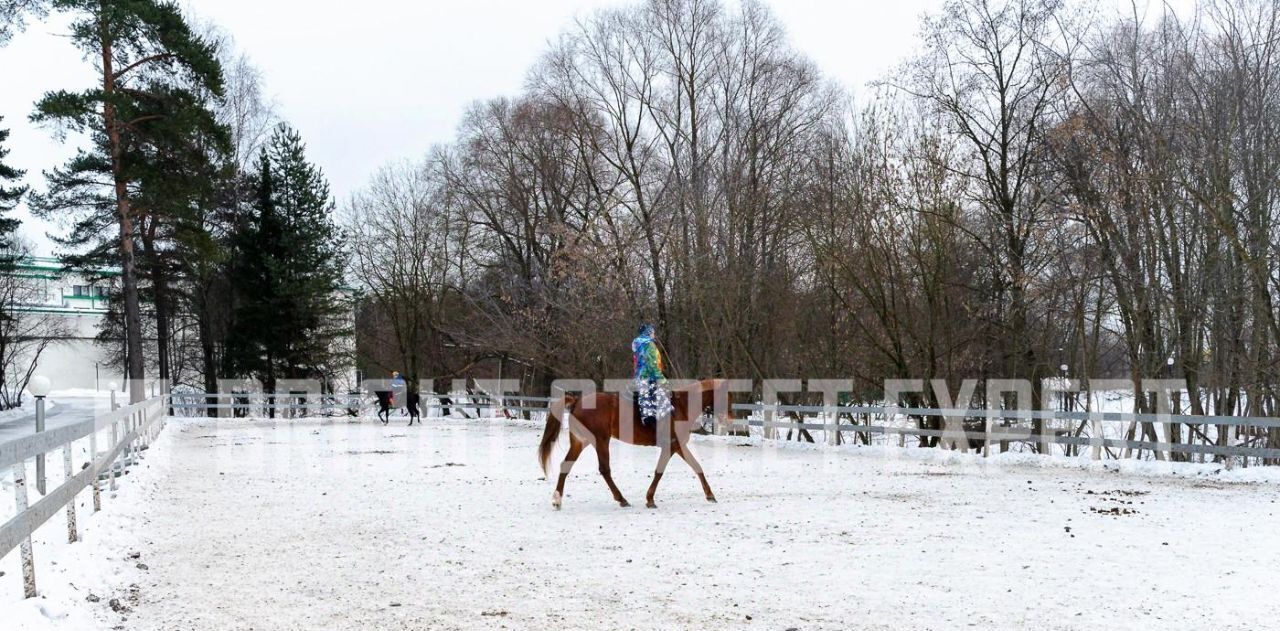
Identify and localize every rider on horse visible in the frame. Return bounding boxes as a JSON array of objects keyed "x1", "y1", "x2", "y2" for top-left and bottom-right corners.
[
  {"x1": 390, "y1": 370, "x2": 406, "y2": 407},
  {"x1": 632, "y1": 323, "x2": 673, "y2": 426}
]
